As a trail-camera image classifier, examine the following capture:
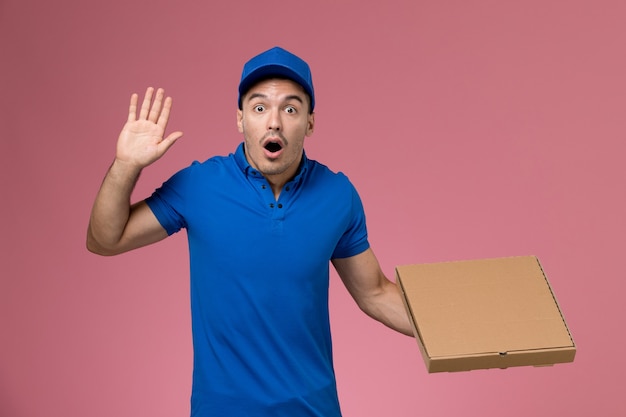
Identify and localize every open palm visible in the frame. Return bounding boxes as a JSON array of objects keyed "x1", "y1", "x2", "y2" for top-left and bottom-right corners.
[{"x1": 116, "y1": 87, "x2": 183, "y2": 168}]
